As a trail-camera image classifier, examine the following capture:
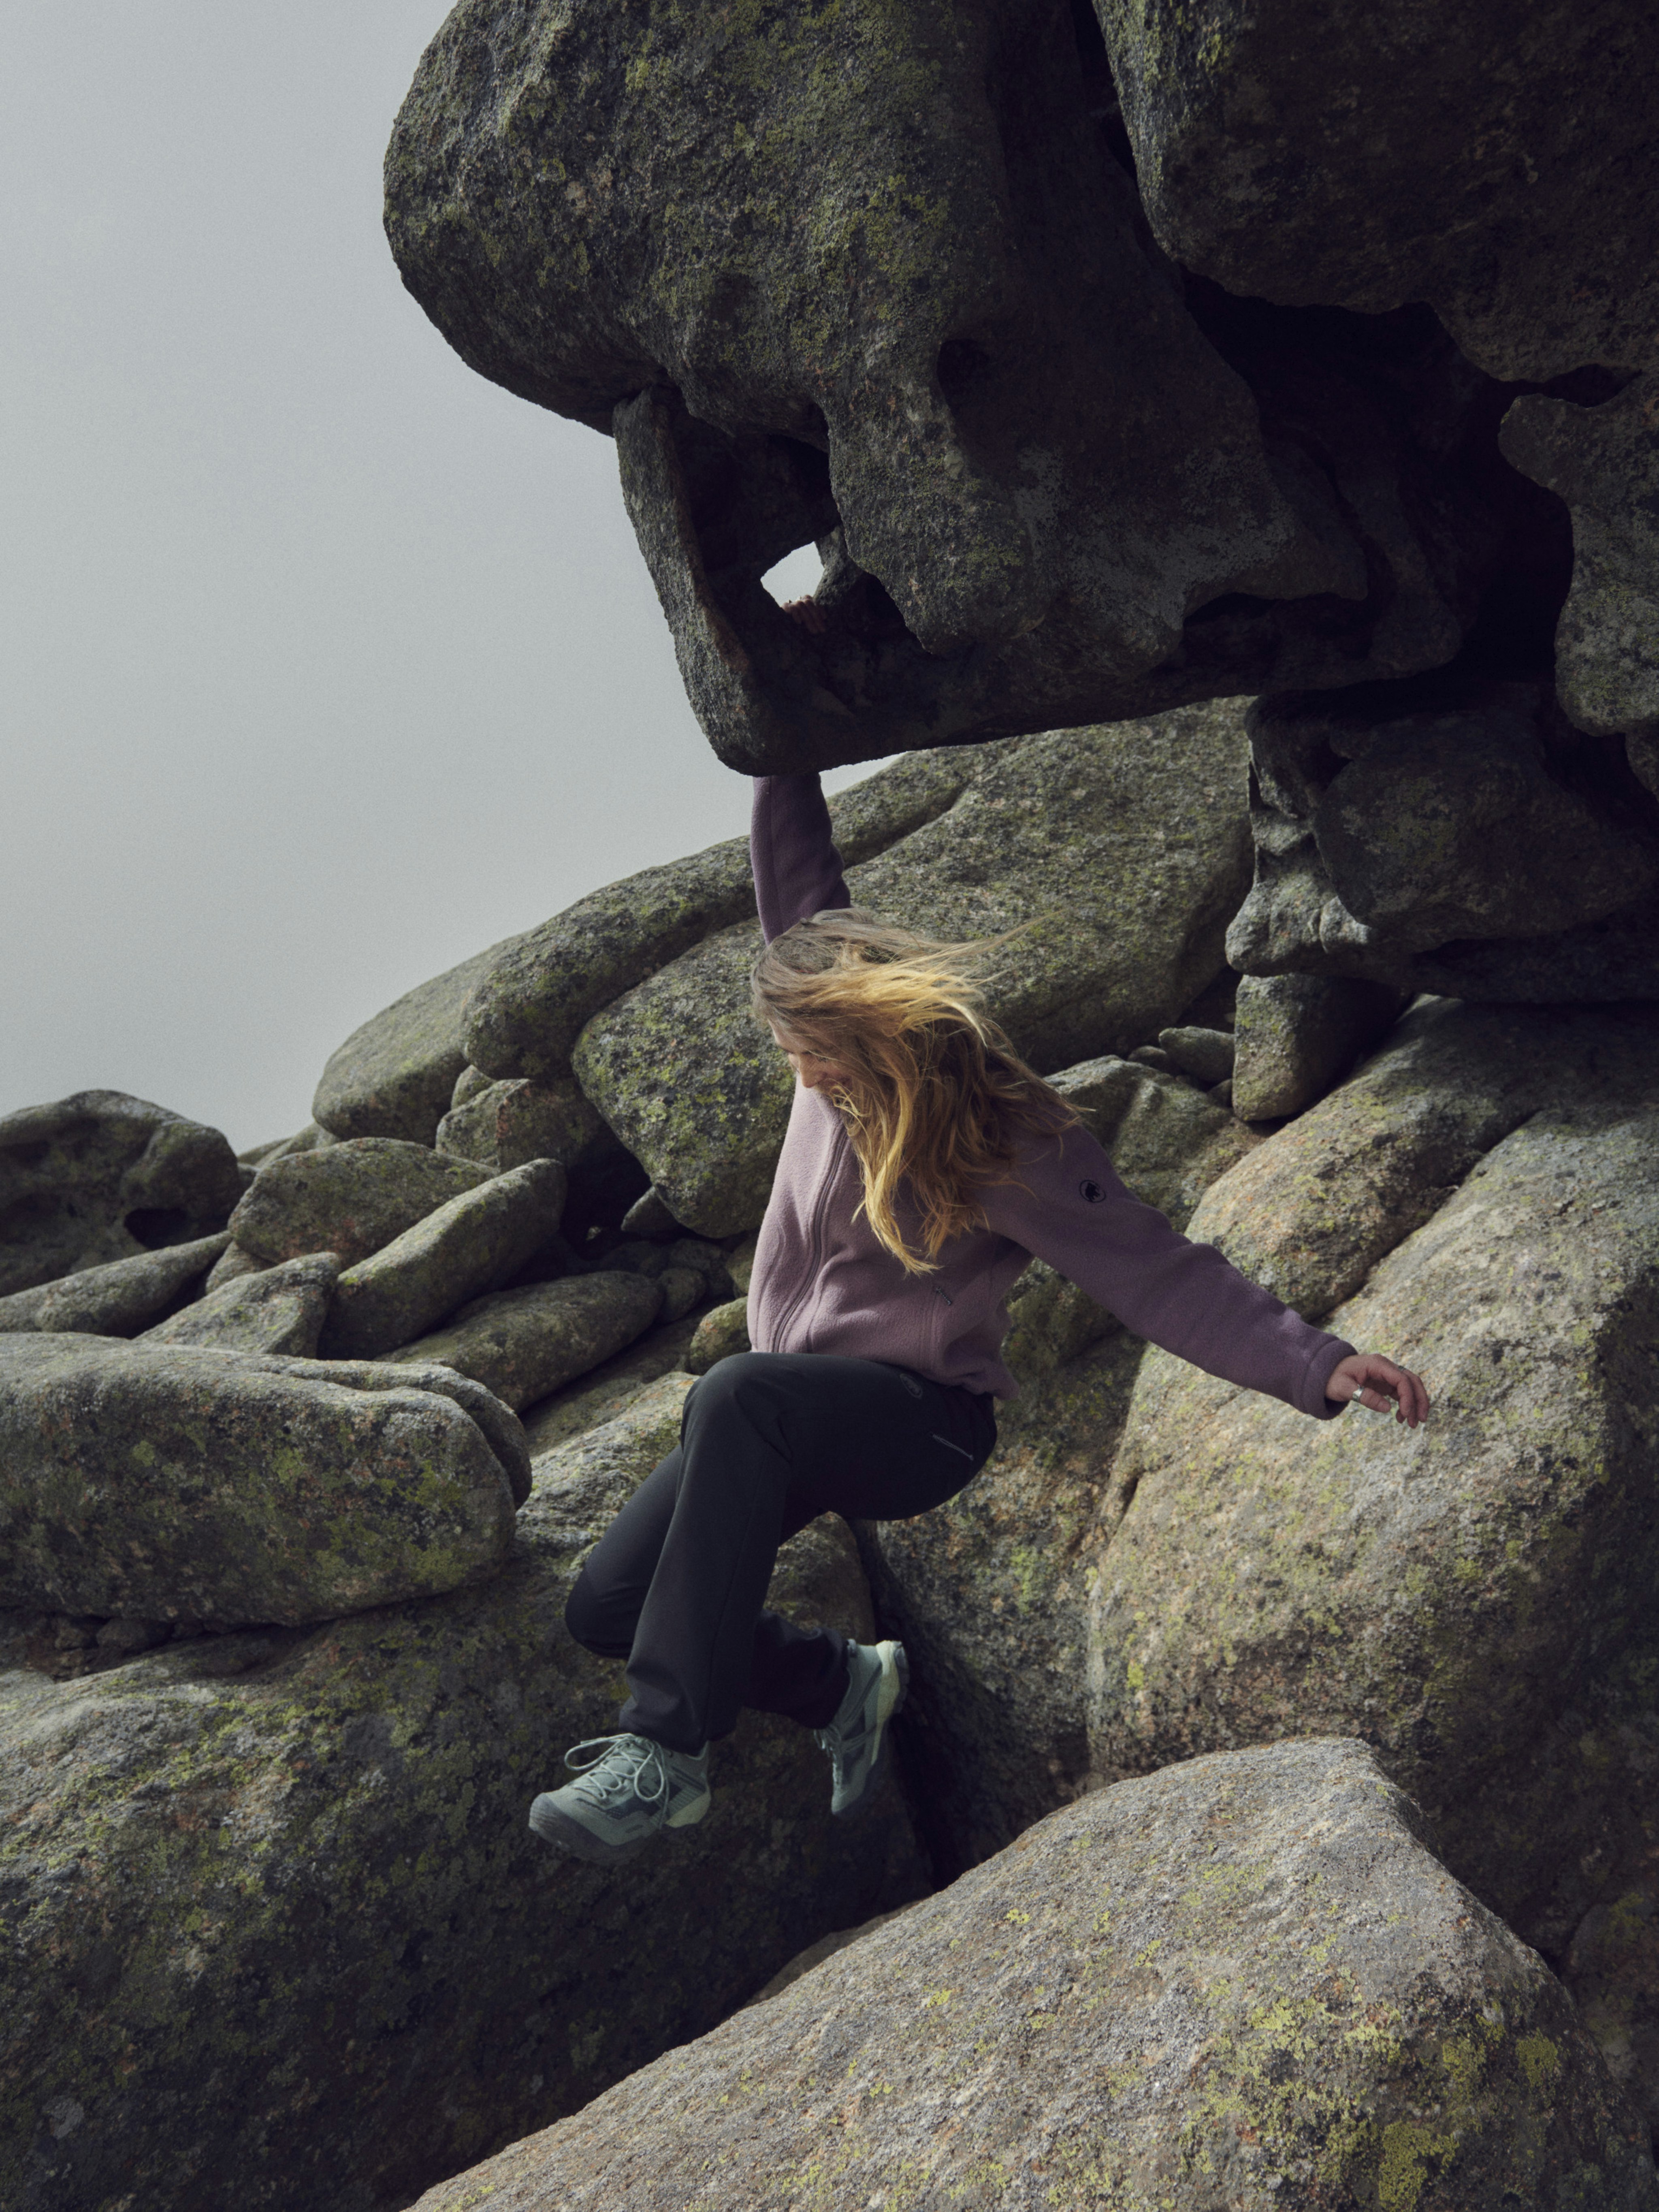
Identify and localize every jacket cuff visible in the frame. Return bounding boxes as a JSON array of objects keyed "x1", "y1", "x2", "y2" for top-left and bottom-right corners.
[{"x1": 1302, "y1": 1336, "x2": 1357, "y2": 1419}]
